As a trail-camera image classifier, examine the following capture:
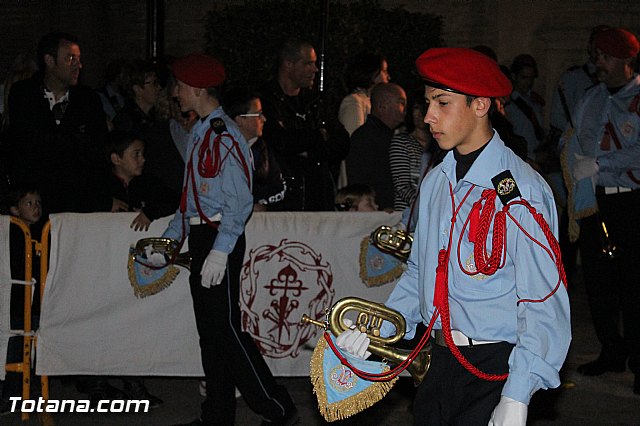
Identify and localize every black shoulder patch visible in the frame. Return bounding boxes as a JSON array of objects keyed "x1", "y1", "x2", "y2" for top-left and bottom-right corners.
[
  {"x1": 491, "y1": 170, "x2": 521, "y2": 205},
  {"x1": 210, "y1": 117, "x2": 227, "y2": 135}
]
